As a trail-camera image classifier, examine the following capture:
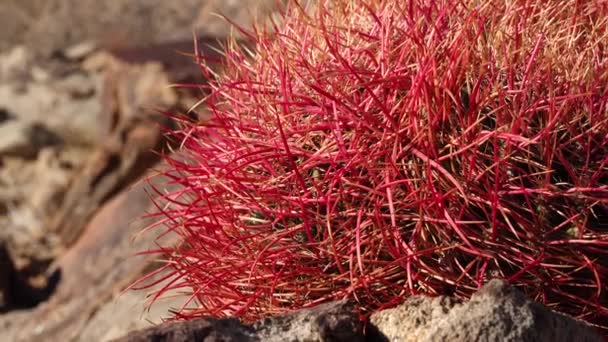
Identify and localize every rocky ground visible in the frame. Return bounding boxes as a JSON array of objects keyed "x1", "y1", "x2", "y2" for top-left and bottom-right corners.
[
  {"x1": 116, "y1": 280, "x2": 603, "y2": 342},
  {"x1": 0, "y1": 1, "x2": 276, "y2": 341},
  {"x1": 0, "y1": 1, "x2": 603, "y2": 341}
]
